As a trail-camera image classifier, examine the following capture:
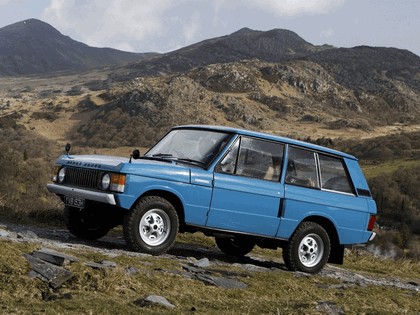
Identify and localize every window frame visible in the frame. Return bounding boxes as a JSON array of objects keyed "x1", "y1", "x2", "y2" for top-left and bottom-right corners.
[
  {"x1": 215, "y1": 135, "x2": 285, "y2": 182},
  {"x1": 285, "y1": 146, "x2": 320, "y2": 189},
  {"x1": 285, "y1": 145, "x2": 356, "y2": 195},
  {"x1": 317, "y1": 152, "x2": 355, "y2": 195}
]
